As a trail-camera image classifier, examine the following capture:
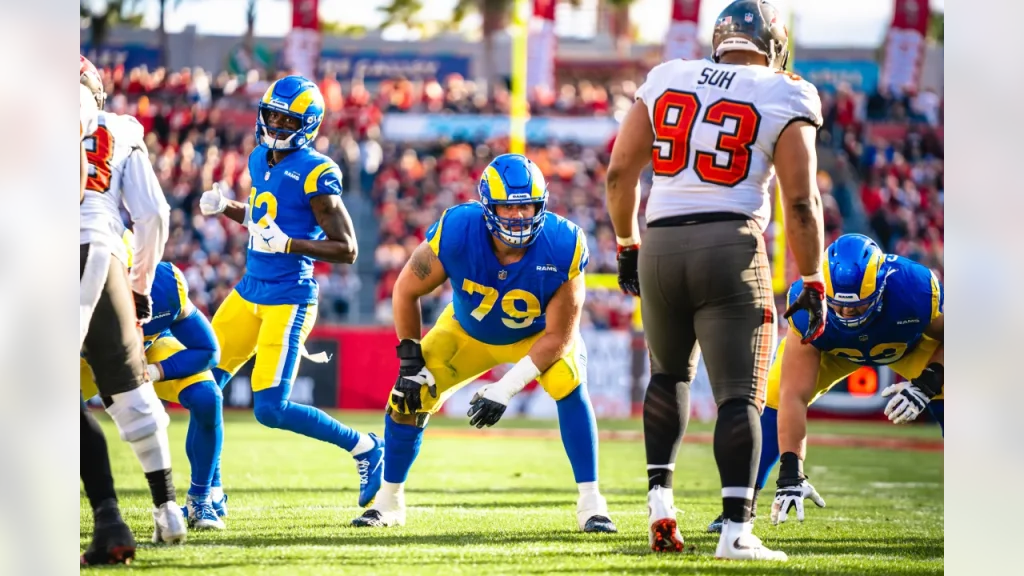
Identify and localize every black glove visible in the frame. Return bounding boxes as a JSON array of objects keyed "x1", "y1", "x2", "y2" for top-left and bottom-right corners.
[
  {"x1": 616, "y1": 243, "x2": 641, "y2": 296},
  {"x1": 783, "y1": 280, "x2": 826, "y2": 343},
  {"x1": 133, "y1": 292, "x2": 152, "y2": 325},
  {"x1": 390, "y1": 339, "x2": 437, "y2": 414}
]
